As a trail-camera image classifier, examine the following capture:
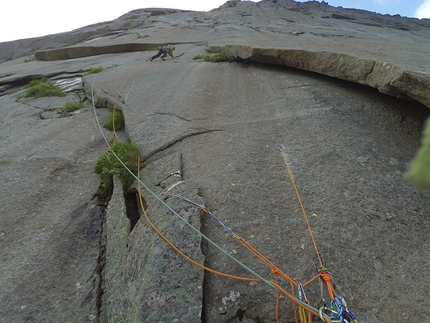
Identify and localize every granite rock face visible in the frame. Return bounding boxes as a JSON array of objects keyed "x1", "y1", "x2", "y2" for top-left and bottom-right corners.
[
  {"x1": 22, "y1": 0, "x2": 430, "y2": 110},
  {"x1": 1, "y1": 1, "x2": 430, "y2": 323}
]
